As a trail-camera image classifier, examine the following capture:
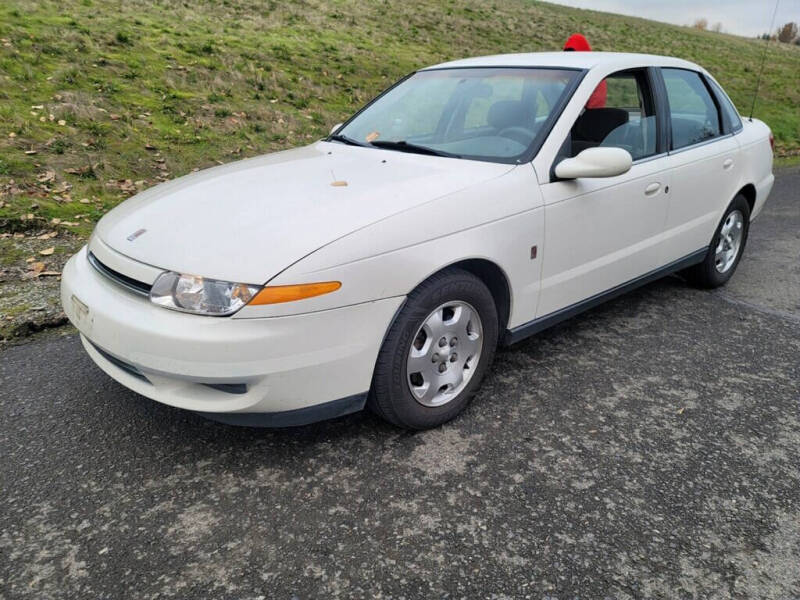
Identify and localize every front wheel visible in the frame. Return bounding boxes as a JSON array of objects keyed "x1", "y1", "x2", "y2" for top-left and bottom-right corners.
[
  {"x1": 368, "y1": 268, "x2": 499, "y2": 429},
  {"x1": 683, "y1": 194, "x2": 750, "y2": 288}
]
